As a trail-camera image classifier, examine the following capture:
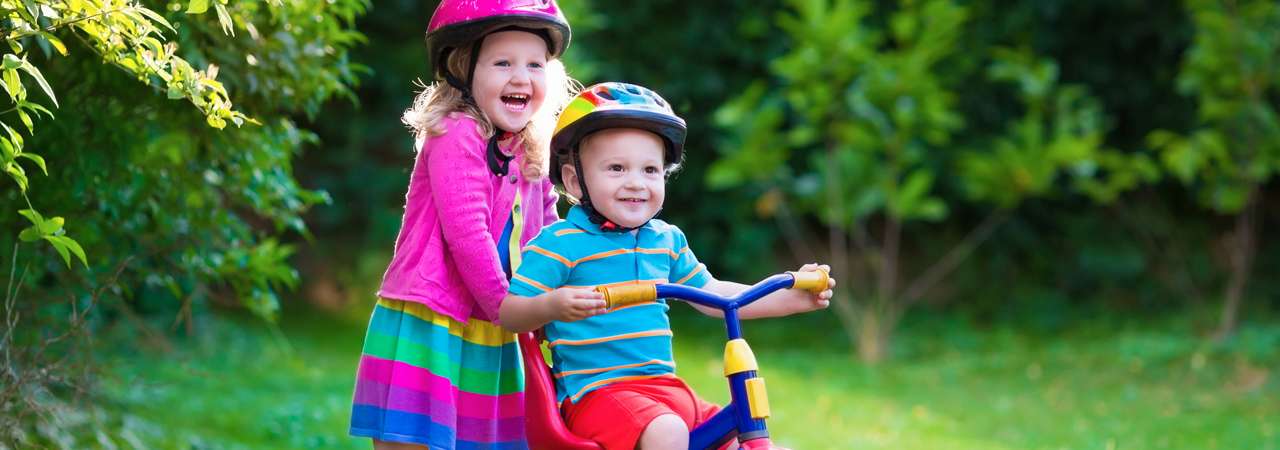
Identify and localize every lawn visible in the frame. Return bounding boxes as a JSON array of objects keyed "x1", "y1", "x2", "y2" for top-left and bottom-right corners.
[{"x1": 84, "y1": 305, "x2": 1277, "y2": 449}]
